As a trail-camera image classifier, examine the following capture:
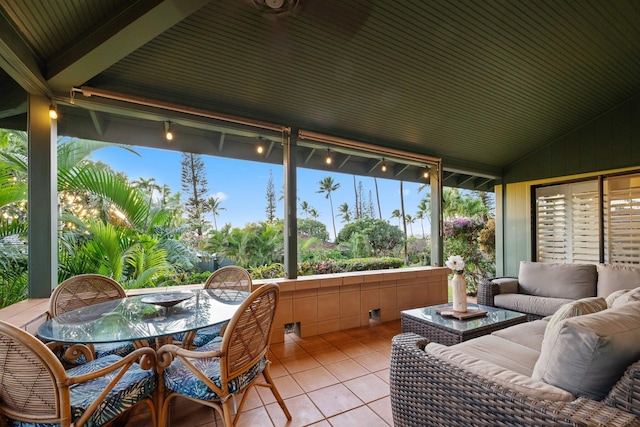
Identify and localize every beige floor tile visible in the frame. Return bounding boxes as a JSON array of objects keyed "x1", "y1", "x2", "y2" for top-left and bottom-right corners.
[
  {"x1": 235, "y1": 406, "x2": 275, "y2": 427},
  {"x1": 266, "y1": 394, "x2": 325, "y2": 427},
  {"x1": 307, "y1": 383, "x2": 364, "y2": 418},
  {"x1": 338, "y1": 341, "x2": 375, "y2": 358},
  {"x1": 309, "y1": 347, "x2": 350, "y2": 365},
  {"x1": 279, "y1": 353, "x2": 321, "y2": 374},
  {"x1": 342, "y1": 373, "x2": 390, "y2": 403},
  {"x1": 325, "y1": 358, "x2": 369, "y2": 382},
  {"x1": 318, "y1": 331, "x2": 357, "y2": 346},
  {"x1": 368, "y1": 396, "x2": 394, "y2": 425},
  {"x1": 327, "y1": 405, "x2": 389, "y2": 427},
  {"x1": 374, "y1": 367, "x2": 391, "y2": 384},
  {"x1": 256, "y1": 374, "x2": 305, "y2": 404},
  {"x1": 292, "y1": 366, "x2": 339, "y2": 392},
  {"x1": 353, "y1": 350, "x2": 390, "y2": 372},
  {"x1": 296, "y1": 336, "x2": 334, "y2": 353},
  {"x1": 270, "y1": 342, "x2": 309, "y2": 360}
]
